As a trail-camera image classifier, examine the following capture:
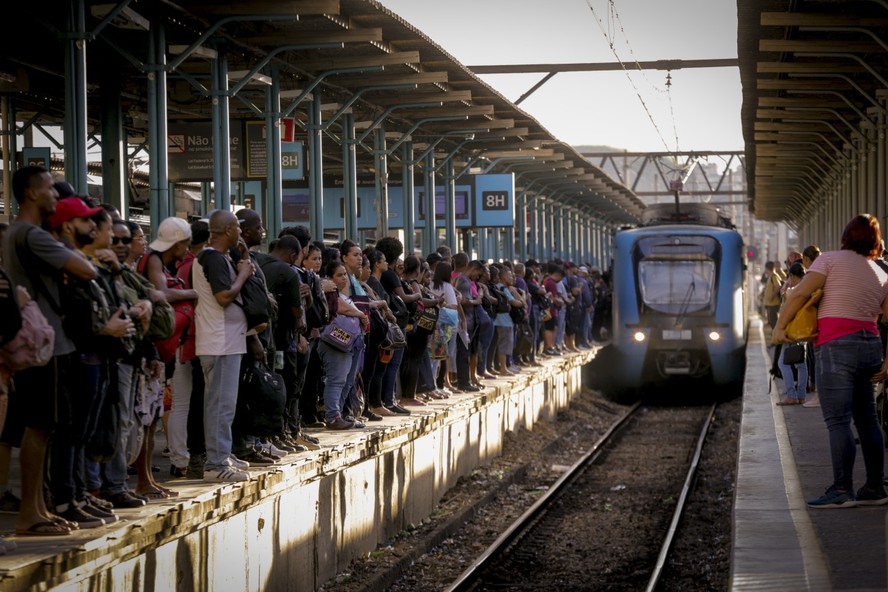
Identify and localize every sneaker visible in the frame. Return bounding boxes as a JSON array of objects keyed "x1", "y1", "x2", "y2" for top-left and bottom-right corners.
[
  {"x1": 855, "y1": 485, "x2": 888, "y2": 506},
  {"x1": 84, "y1": 492, "x2": 114, "y2": 511},
  {"x1": 0, "y1": 535, "x2": 16, "y2": 553},
  {"x1": 457, "y1": 385, "x2": 481, "y2": 393},
  {"x1": 350, "y1": 419, "x2": 366, "y2": 429},
  {"x1": 240, "y1": 451, "x2": 278, "y2": 466},
  {"x1": 807, "y1": 486, "x2": 857, "y2": 508},
  {"x1": 363, "y1": 410, "x2": 383, "y2": 421},
  {"x1": 293, "y1": 434, "x2": 321, "y2": 451},
  {"x1": 271, "y1": 437, "x2": 297, "y2": 453},
  {"x1": 385, "y1": 405, "x2": 411, "y2": 415},
  {"x1": 228, "y1": 455, "x2": 250, "y2": 470},
  {"x1": 371, "y1": 406, "x2": 396, "y2": 417},
  {"x1": 802, "y1": 394, "x2": 821, "y2": 408},
  {"x1": 170, "y1": 465, "x2": 187, "y2": 478},
  {"x1": 0, "y1": 489, "x2": 21, "y2": 513},
  {"x1": 187, "y1": 453, "x2": 206, "y2": 479},
  {"x1": 55, "y1": 503, "x2": 105, "y2": 528},
  {"x1": 327, "y1": 417, "x2": 355, "y2": 430},
  {"x1": 204, "y1": 467, "x2": 250, "y2": 483},
  {"x1": 298, "y1": 433, "x2": 320, "y2": 445},
  {"x1": 259, "y1": 440, "x2": 288, "y2": 458},
  {"x1": 161, "y1": 447, "x2": 171, "y2": 457},
  {"x1": 76, "y1": 499, "x2": 119, "y2": 524},
  {"x1": 100, "y1": 491, "x2": 147, "y2": 509}
]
